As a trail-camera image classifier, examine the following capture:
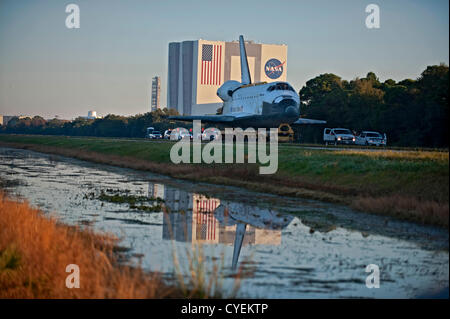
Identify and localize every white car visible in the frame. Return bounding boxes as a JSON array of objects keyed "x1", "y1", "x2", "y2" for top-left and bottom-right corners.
[
  {"x1": 170, "y1": 129, "x2": 191, "y2": 140},
  {"x1": 148, "y1": 131, "x2": 162, "y2": 139},
  {"x1": 355, "y1": 131, "x2": 387, "y2": 146},
  {"x1": 323, "y1": 128, "x2": 356, "y2": 145}
]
